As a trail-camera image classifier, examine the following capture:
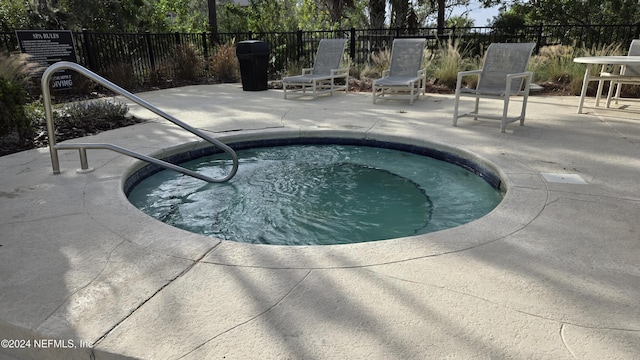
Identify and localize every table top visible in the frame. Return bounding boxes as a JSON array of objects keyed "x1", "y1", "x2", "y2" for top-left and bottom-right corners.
[{"x1": 573, "y1": 56, "x2": 640, "y2": 65}]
